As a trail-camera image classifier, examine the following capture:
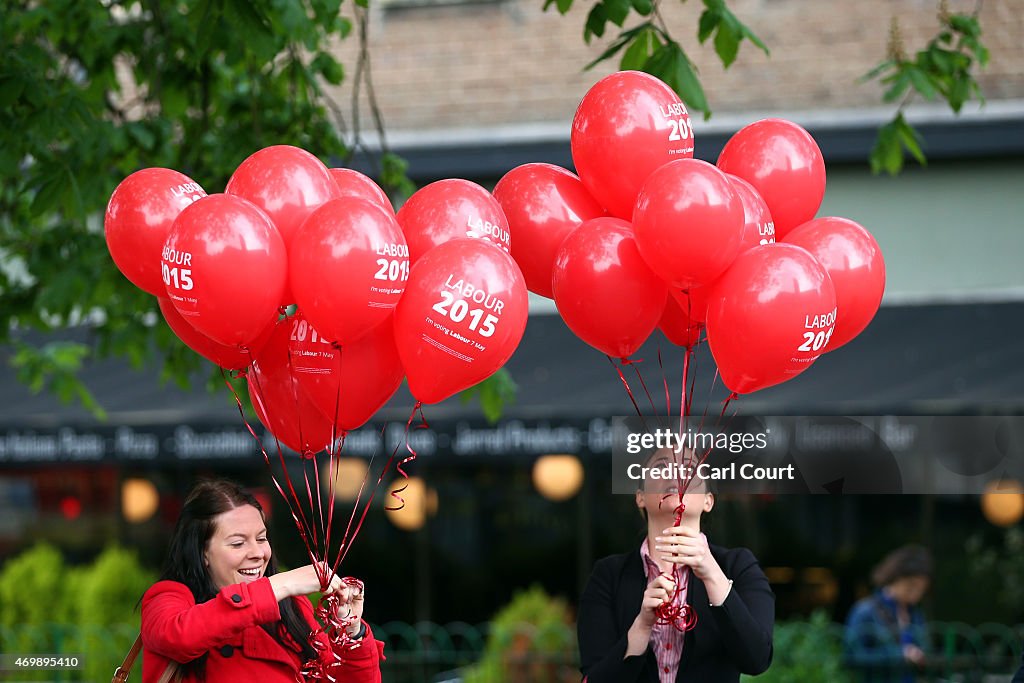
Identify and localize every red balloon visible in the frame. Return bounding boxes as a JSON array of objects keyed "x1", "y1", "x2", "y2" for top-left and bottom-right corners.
[
  {"x1": 249, "y1": 321, "x2": 336, "y2": 455},
  {"x1": 226, "y1": 145, "x2": 338, "y2": 247},
  {"x1": 783, "y1": 217, "x2": 885, "y2": 351},
  {"x1": 396, "y1": 179, "x2": 510, "y2": 265},
  {"x1": 394, "y1": 238, "x2": 528, "y2": 404},
  {"x1": 552, "y1": 217, "x2": 667, "y2": 358},
  {"x1": 706, "y1": 244, "x2": 837, "y2": 394},
  {"x1": 290, "y1": 198, "x2": 408, "y2": 346},
  {"x1": 158, "y1": 297, "x2": 272, "y2": 369},
  {"x1": 285, "y1": 311, "x2": 404, "y2": 431},
  {"x1": 329, "y1": 168, "x2": 394, "y2": 215},
  {"x1": 493, "y1": 163, "x2": 605, "y2": 299},
  {"x1": 571, "y1": 71, "x2": 694, "y2": 219},
  {"x1": 669, "y1": 286, "x2": 711, "y2": 324},
  {"x1": 162, "y1": 194, "x2": 287, "y2": 347},
  {"x1": 726, "y1": 174, "x2": 776, "y2": 249},
  {"x1": 105, "y1": 168, "x2": 207, "y2": 296},
  {"x1": 633, "y1": 159, "x2": 745, "y2": 289},
  {"x1": 716, "y1": 118, "x2": 825, "y2": 238},
  {"x1": 659, "y1": 296, "x2": 703, "y2": 348}
]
